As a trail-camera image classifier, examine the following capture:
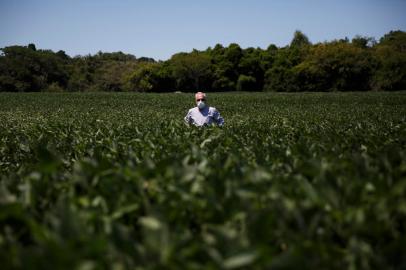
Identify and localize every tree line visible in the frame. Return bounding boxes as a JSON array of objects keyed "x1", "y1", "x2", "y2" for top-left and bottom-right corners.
[{"x1": 1, "y1": 30, "x2": 405, "y2": 92}]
